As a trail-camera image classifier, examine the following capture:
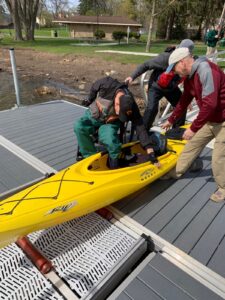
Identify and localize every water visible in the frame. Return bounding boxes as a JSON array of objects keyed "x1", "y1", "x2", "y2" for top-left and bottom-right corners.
[{"x1": 0, "y1": 71, "x2": 85, "y2": 111}]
